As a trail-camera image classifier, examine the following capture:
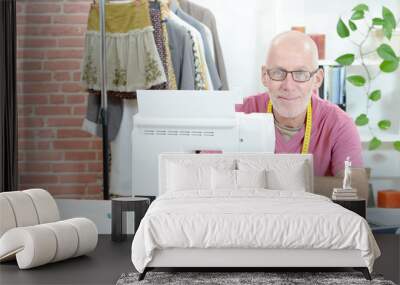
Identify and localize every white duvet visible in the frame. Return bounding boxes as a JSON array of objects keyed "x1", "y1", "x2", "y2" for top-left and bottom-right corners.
[{"x1": 131, "y1": 190, "x2": 380, "y2": 273}]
